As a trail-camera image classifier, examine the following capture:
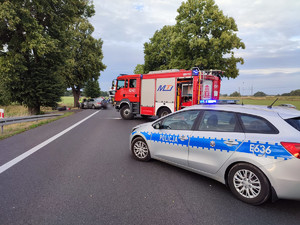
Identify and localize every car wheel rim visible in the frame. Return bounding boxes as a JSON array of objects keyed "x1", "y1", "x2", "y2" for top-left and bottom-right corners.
[
  {"x1": 233, "y1": 169, "x2": 261, "y2": 199},
  {"x1": 133, "y1": 141, "x2": 148, "y2": 159}
]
